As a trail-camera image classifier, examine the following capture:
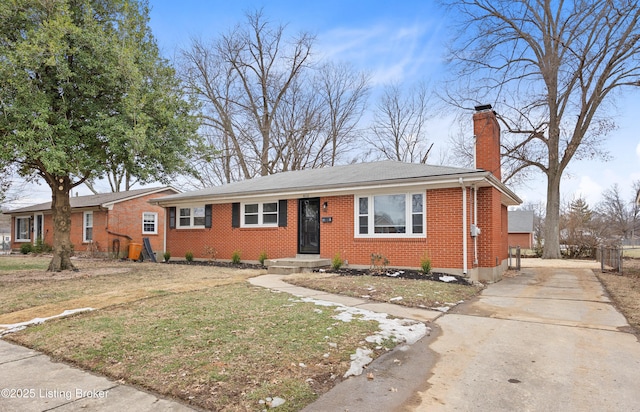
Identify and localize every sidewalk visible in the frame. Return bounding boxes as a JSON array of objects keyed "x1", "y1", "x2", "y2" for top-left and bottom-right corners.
[{"x1": 0, "y1": 340, "x2": 196, "y2": 411}]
